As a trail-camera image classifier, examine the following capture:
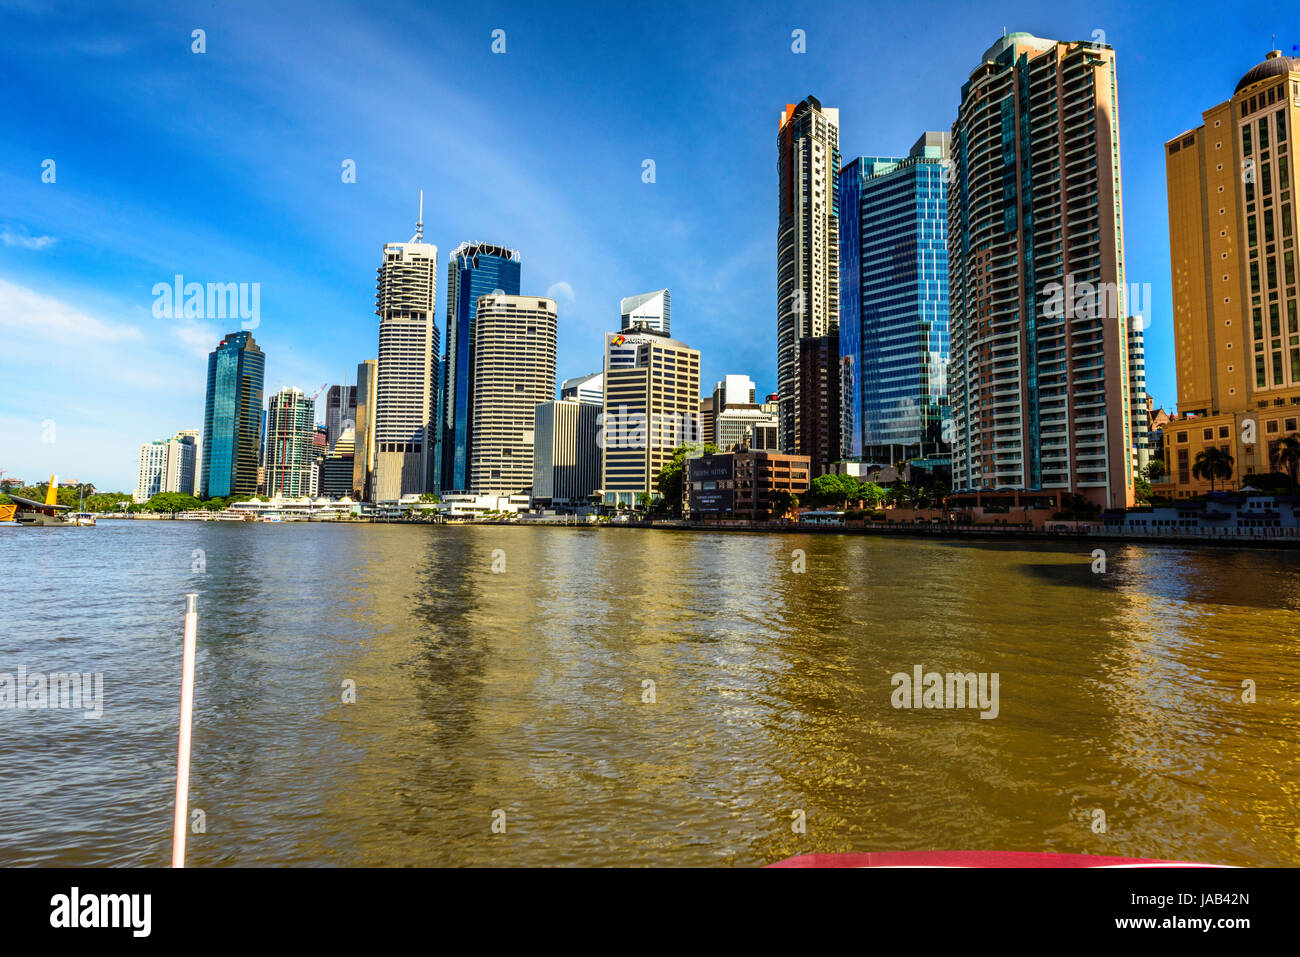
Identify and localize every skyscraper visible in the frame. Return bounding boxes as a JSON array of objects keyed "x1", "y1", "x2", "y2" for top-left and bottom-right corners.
[
  {"x1": 442, "y1": 242, "x2": 522, "y2": 491},
  {"x1": 353, "y1": 358, "x2": 378, "y2": 500},
  {"x1": 265, "y1": 388, "x2": 316, "y2": 497},
  {"x1": 777, "y1": 94, "x2": 840, "y2": 452},
  {"x1": 1127, "y1": 317, "x2": 1149, "y2": 476},
  {"x1": 798, "y1": 334, "x2": 840, "y2": 475},
  {"x1": 325, "y1": 384, "x2": 357, "y2": 451},
  {"x1": 1160, "y1": 50, "x2": 1300, "y2": 493},
  {"x1": 201, "y1": 330, "x2": 265, "y2": 498},
  {"x1": 620, "y1": 289, "x2": 671, "y2": 334},
  {"x1": 173, "y1": 429, "x2": 202, "y2": 496},
  {"x1": 373, "y1": 198, "x2": 439, "y2": 501},
  {"x1": 533, "y1": 399, "x2": 601, "y2": 506},
  {"x1": 134, "y1": 441, "x2": 168, "y2": 503},
  {"x1": 468, "y1": 294, "x2": 557, "y2": 496},
  {"x1": 840, "y1": 133, "x2": 951, "y2": 465},
  {"x1": 948, "y1": 34, "x2": 1133, "y2": 508},
  {"x1": 602, "y1": 327, "x2": 700, "y2": 506}
]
